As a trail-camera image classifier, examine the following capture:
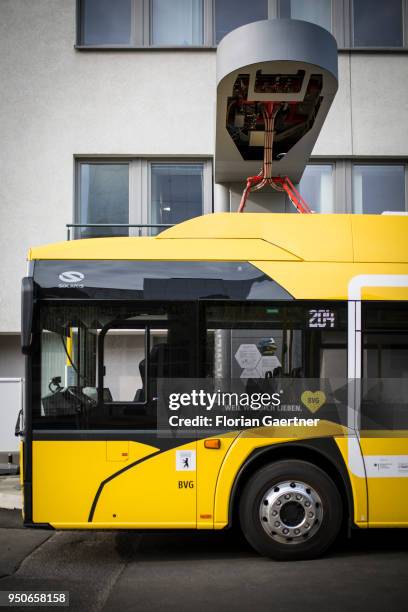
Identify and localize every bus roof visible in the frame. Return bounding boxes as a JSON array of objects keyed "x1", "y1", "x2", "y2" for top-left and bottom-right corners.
[{"x1": 29, "y1": 213, "x2": 408, "y2": 264}]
